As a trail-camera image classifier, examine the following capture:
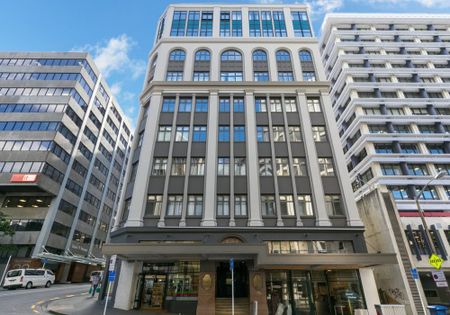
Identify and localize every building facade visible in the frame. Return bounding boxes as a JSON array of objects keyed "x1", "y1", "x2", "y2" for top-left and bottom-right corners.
[
  {"x1": 0, "y1": 52, "x2": 132, "y2": 282},
  {"x1": 104, "y1": 5, "x2": 395, "y2": 315},
  {"x1": 320, "y1": 14, "x2": 450, "y2": 311}
]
